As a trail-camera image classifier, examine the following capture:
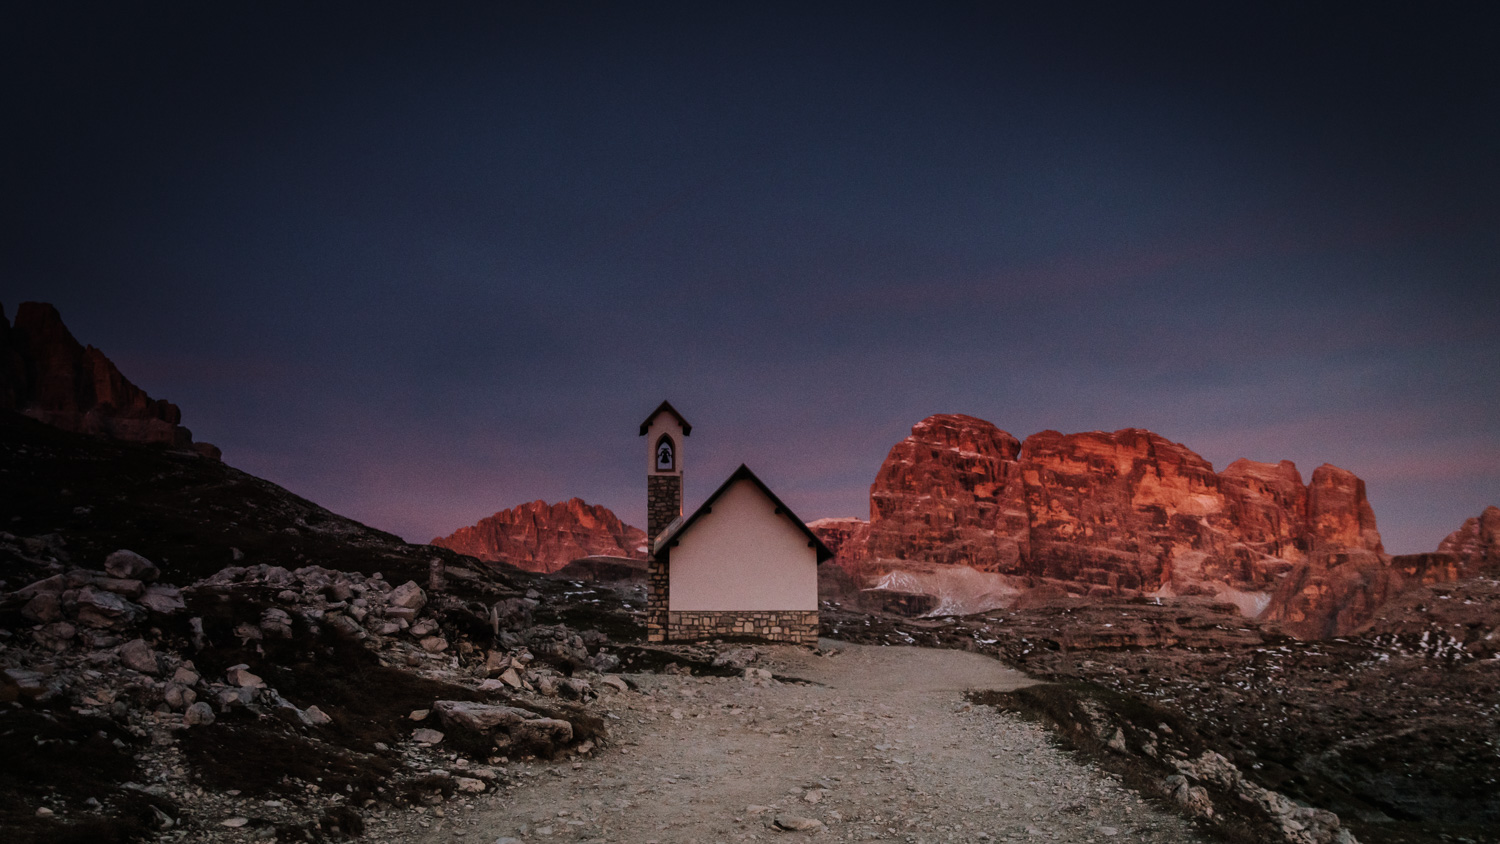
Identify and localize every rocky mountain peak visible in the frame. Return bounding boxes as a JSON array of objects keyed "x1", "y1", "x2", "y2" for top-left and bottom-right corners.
[
  {"x1": 430, "y1": 498, "x2": 647, "y2": 574},
  {"x1": 0, "y1": 301, "x2": 218, "y2": 459},
  {"x1": 1307, "y1": 463, "x2": 1384, "y2": 554},
  {"x1": 1437, "y1": 505, "x2": 1500, "y2": 574},
  {"x1": 831, "y1": 412, "x2": 1407, "y2": 636}
]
